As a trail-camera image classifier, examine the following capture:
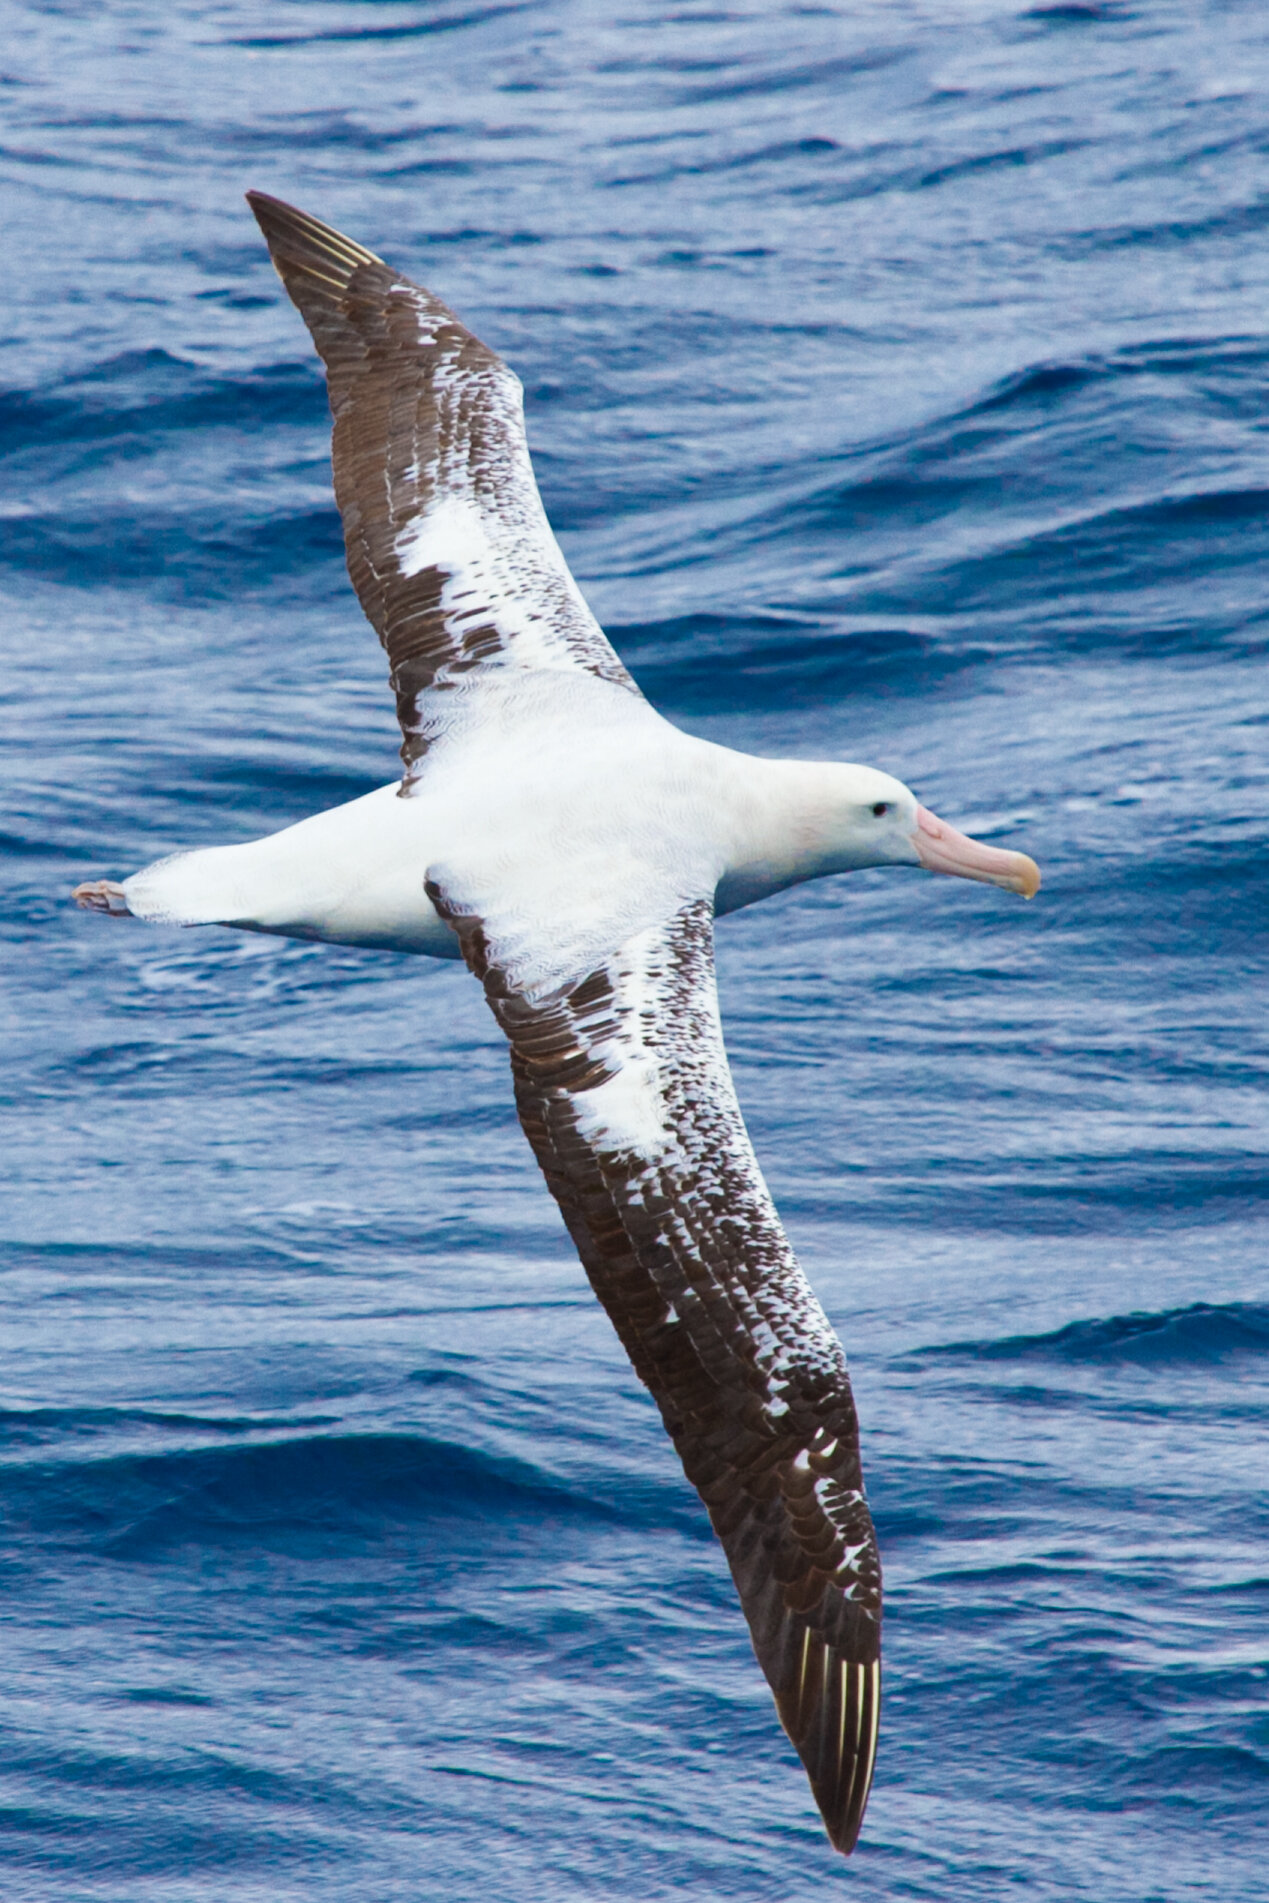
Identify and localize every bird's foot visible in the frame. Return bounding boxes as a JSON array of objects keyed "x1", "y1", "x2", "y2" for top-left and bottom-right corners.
[{"x1": 73, "y1": 880, "x2": 132, "y2": 916}]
